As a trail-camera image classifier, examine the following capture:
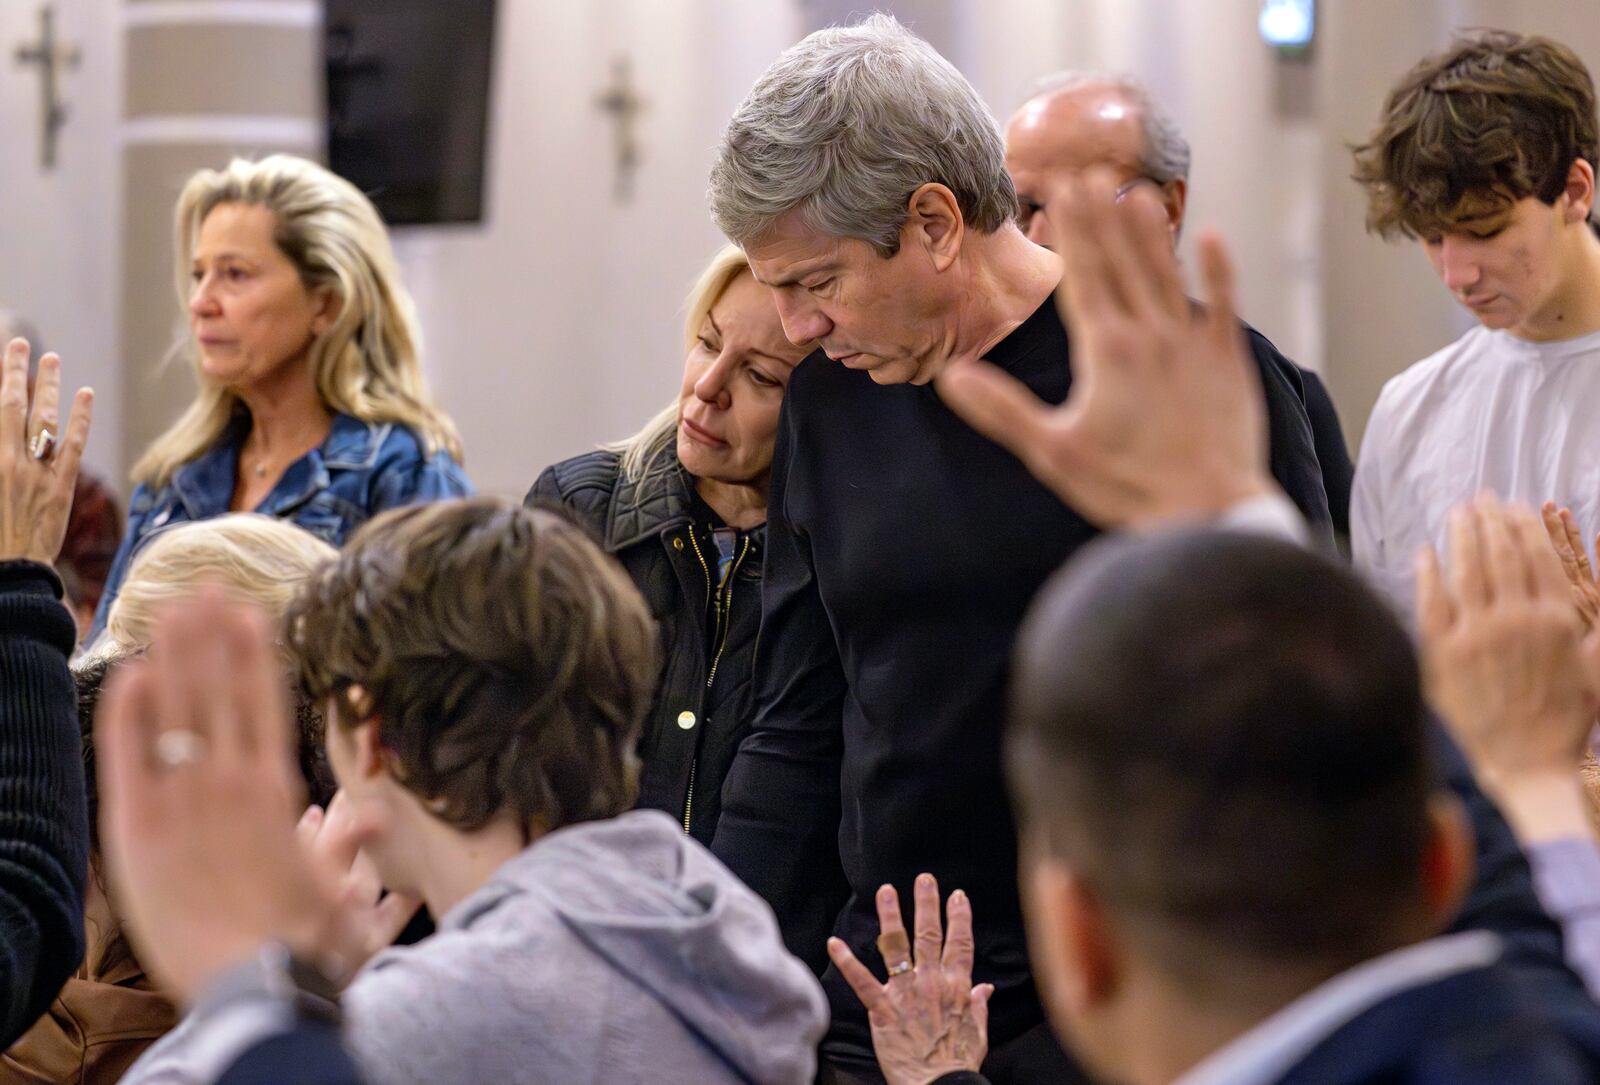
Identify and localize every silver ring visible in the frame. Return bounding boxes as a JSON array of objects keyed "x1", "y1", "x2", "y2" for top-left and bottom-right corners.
[
  {"x1": 29, "y1": 428, "x2": 56, "y2": 461},
  {"x1": 885, "y1": 959, "x2": 913, "y2": 979},
  {"x1": 154, "y1": 729, "x2": 207, "y2": 769}
]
